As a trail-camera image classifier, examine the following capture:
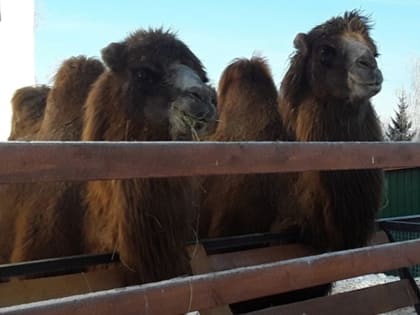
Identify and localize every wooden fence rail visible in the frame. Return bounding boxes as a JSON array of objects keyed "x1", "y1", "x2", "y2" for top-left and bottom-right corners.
[
  {"x1": 1, "y1": 141, "x2": 420, "y2": 183},
  {"x1": 2, "y1": 238, "x2": 420, "y2": 315},
  {"x1": 2, "y1": 141, "x2": 420, "y2": 314}
]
